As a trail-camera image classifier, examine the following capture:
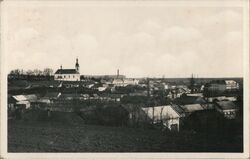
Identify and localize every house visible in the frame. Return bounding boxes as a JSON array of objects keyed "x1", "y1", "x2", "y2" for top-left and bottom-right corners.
[
  {"x1": 54, "y1": 58, "x2": 80, "y2": 81},
  {"x1": 121, "y1": 104, "x2": 147, "y2": 126},
  {"x1": 187, "y1": 93, "x2": 203, "y2": 97},
  {"x1": 207, "y1": 96, "x2": 237, "y2": 103},
  {"x1": 225, "y1": 80, "x2": 239, "y2": 90},
  {"x1": 180, "y1": 104, "x2": 204, "y2": 114},
  {"x1": 111, "y1": 69, "x2": 139, "y2": 87},
  {"x1": 174, "y1": 95, "x2": 206, "y2": 105},
  {"x1": 97, "y1": 86, "x2": 107, "y2": 92},
  {"x1": 174, "y1": 95, "x2": 209, "y2": 114},
  {"x1": 129, "y1": 91, "x2": 148, "y2": 96},
  {"x1": 215, "y1": 101, "x2": 238, "y2": 119},
  {"x1": 59, "y1": 93, "x2": 82, "y2": 100},
  {"x1": 205, "y1": 80, "x2": 227, "y2": 93},
  {"x1": 11, "y1": 94, "x2": 38, "y2": 109},
  {"x1": 112, "y1": 78, "x2": 139, "y2": 87},
  {"x1": 8, "y1": 95, "x2": 17, "y2": 111},
  {"x1": 43, "y1": 92, "x2": 61, "y2": 100},
  {"x1": 39, "y1": 92, "x2": 61, "y2": 104},
  {"x1": 142, "y1": 105, "x2": 182, "y2": 131}
]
